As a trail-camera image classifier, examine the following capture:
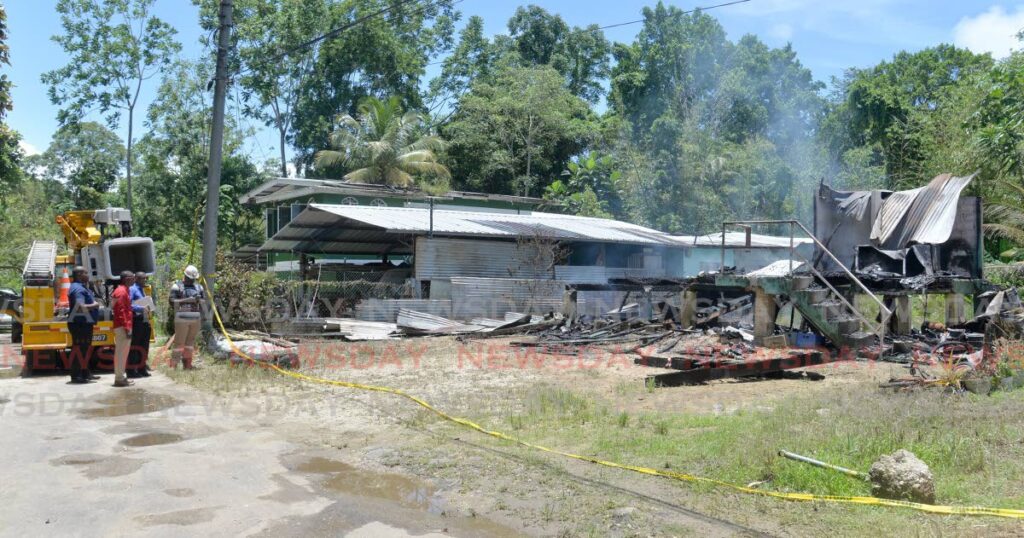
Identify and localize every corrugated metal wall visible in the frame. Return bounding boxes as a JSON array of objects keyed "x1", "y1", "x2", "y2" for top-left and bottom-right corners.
[
  {"x1": 415, "y1": 237, "x2": 554, "y2": 280},
  {"x1": 450, "y1": 277, "x2": 564, "y2": 319},
  {"x1": 355, "y1": 299, "x2": 452, "y2": 322}
]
